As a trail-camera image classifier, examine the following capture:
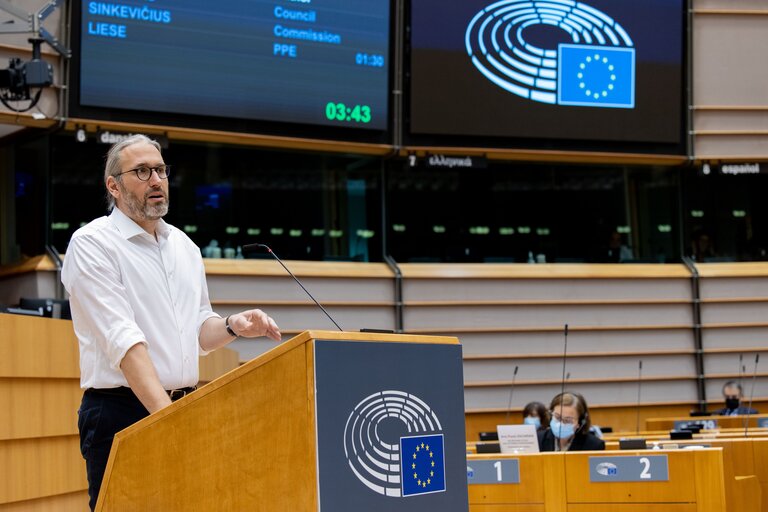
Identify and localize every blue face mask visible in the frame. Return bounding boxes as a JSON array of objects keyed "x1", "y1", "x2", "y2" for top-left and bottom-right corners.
[
  {"x1": 550, "y1": 418, "x2": 576, "y2": 439},
  {"x1": 524, "y1": 416, "x2": 541, "y2": 429}
]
